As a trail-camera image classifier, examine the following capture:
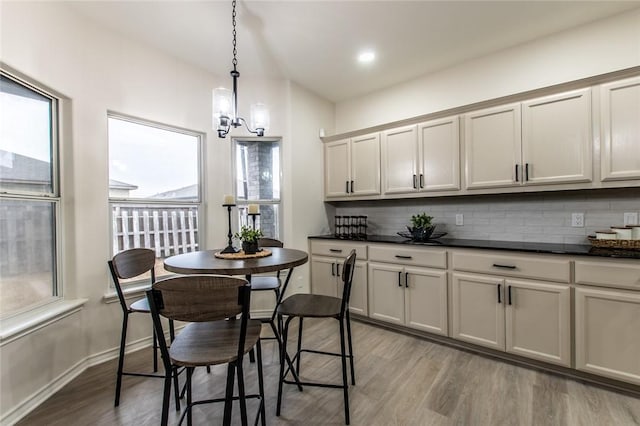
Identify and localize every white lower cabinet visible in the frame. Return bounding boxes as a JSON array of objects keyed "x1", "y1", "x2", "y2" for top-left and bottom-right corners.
[
  {"x1": 368, "y1": 262, "x2": 448, "y2": 335},
  {"x1": 451, "y1": 272, "x2": 571, "y2": 367},
  {"x1": 311, "y1": 256, "x2": 368, "y2": 316},
  {"x1": 575, "y1": 287, "x2": 640, "y2": 385}
]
